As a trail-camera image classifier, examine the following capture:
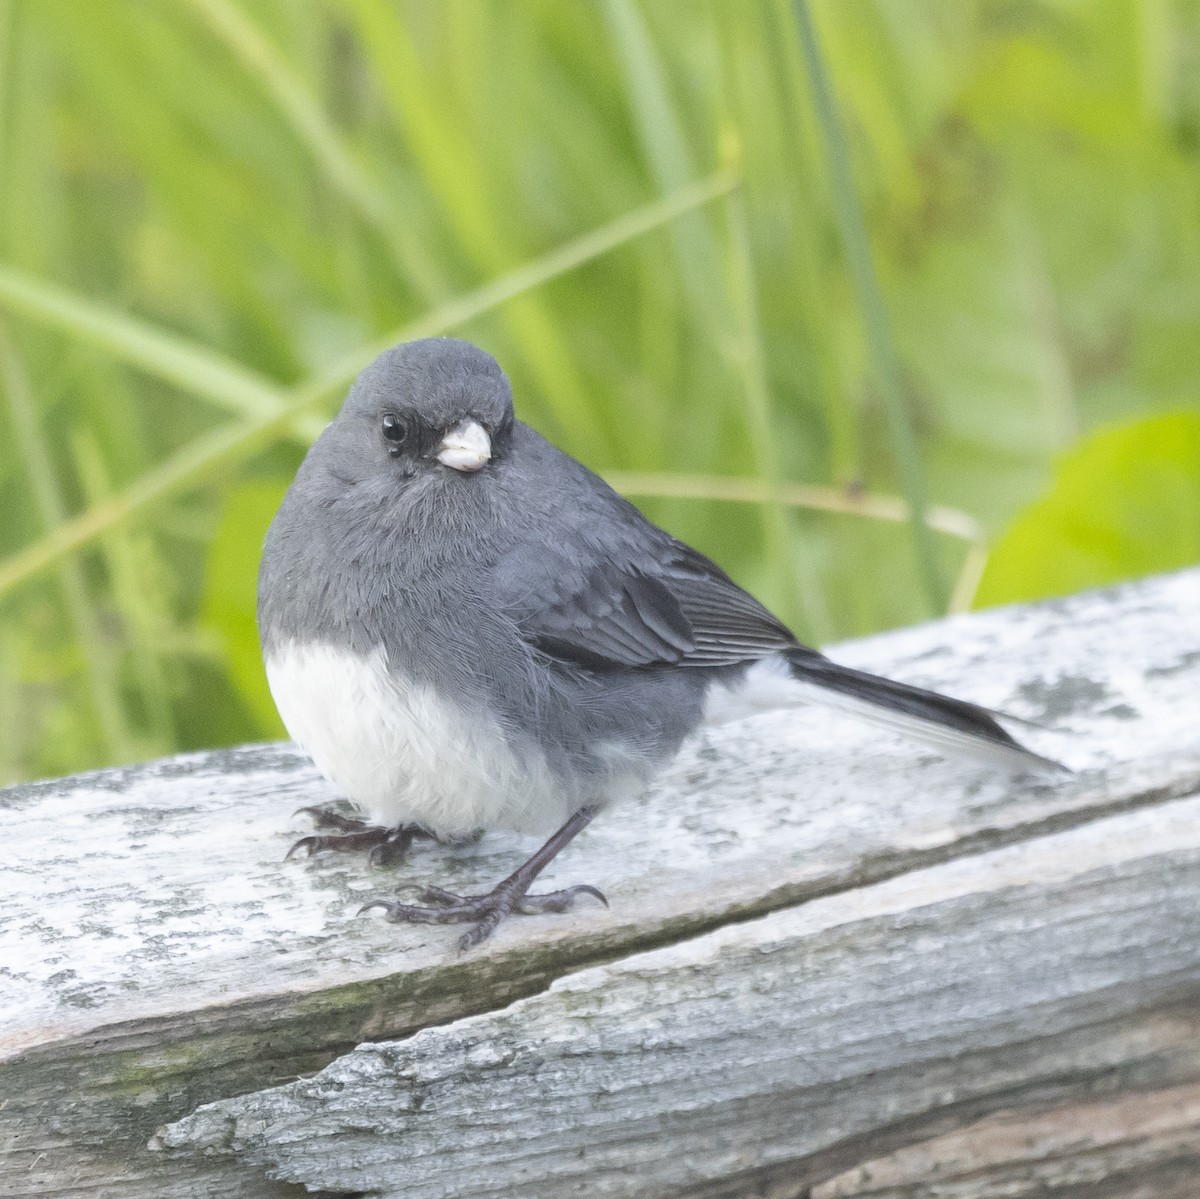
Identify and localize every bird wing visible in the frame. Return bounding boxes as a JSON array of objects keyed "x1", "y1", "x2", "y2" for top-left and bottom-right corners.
[
  {"x1": 491, "y1": 531, "x2": 797, "y2": 671},
  {"x1": 484, "y1": 437, "x2": 1061, "y2": 773}
]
